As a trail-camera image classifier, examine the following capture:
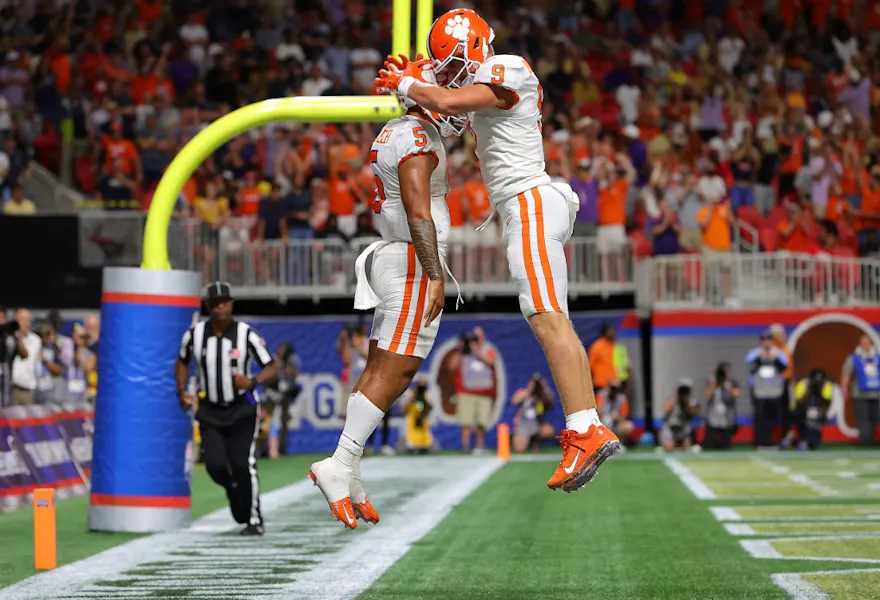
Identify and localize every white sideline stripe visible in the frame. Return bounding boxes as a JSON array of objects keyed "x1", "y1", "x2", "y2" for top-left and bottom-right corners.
[
  {"x1": 0, "y1": 479, "x2": 319, "y2": 600},
  {"x1": 771, "y1": 574, "x2": 831, "y2": 600},
  {"x1": 725, "y1": 524, "x2": 757, "y2": 535},
  {"x1": 262, "y1": 458, "x2": 502, "y2": 600},
  {"x1": 0, "y1": 457, "x2": 503, "y2": 600},
  {"x1": 663, "y1": 458, "x2": 716, "y2": 499},
  {"x1": 710, "y1": 507, "x2": 742, "y2": 521}
]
